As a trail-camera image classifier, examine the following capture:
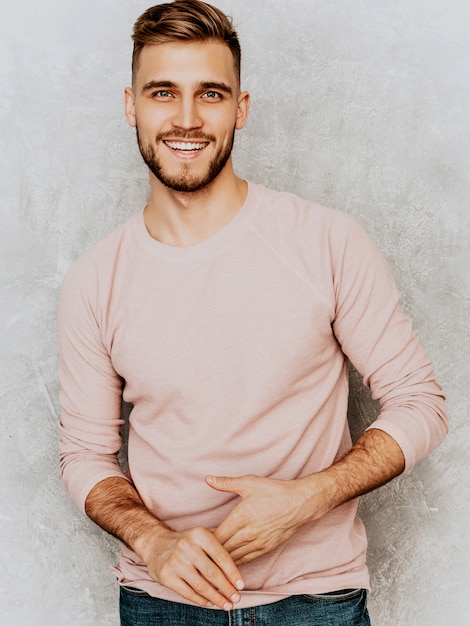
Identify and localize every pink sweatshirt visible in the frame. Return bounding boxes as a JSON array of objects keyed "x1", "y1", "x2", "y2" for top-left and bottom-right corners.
[{"x1": 58, "y1": 182, "x2": 447, "y2": 607}]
